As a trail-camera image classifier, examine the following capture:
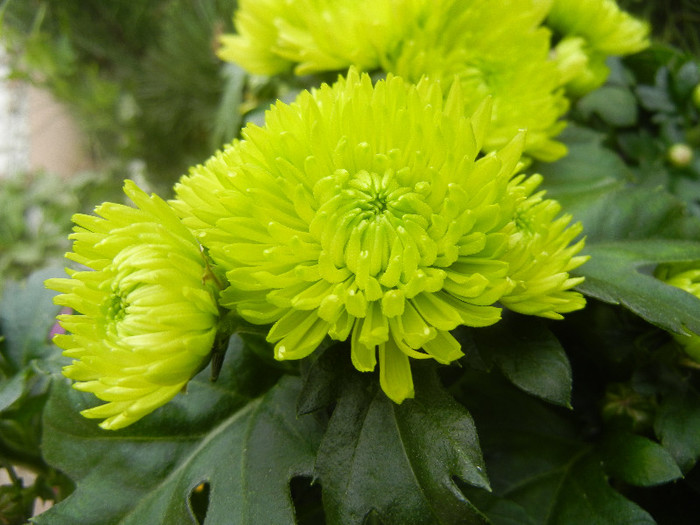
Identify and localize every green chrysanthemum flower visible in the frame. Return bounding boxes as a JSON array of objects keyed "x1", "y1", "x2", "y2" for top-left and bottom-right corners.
[
  {"x1": 46, "y1": 181, "x2": 222, "y2": 430},
  {"x1": 173, "y1": 69, "x2": 586, "y2": 403},
  {"x1": 218, "y1": 0, "x2": 428, "y2": 76},
  {"x1": 547, "y1": 0, "x2": 650, "y2": 96},
  {"x1": 388, "y1": 0, "x2": 568, "y2": 162},
  {"x1": 219, "y1": 0, "x2": 568, "y2": 162},
  {"x1": 655, "y1": 262, "x2": 700, "y2": 361}
]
